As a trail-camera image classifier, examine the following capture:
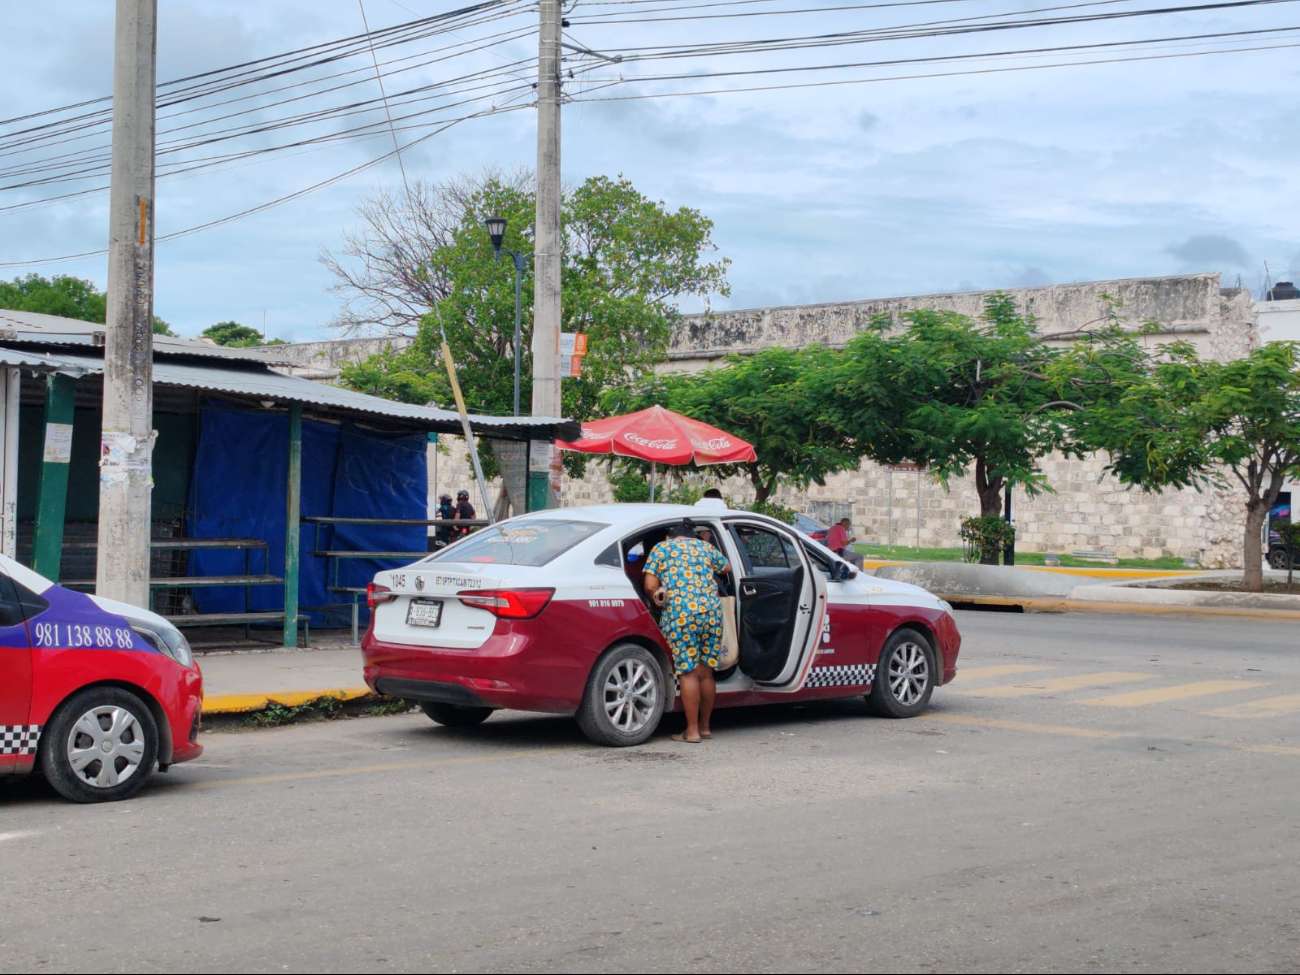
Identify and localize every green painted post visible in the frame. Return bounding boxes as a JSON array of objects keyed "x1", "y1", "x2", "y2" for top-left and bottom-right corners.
[
  {"x1": 283, "y1": 402, "x2": 302, "y2": 648},
  {"x1": 32, "y1": 374, "x2": 77, "y2": 581}
]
